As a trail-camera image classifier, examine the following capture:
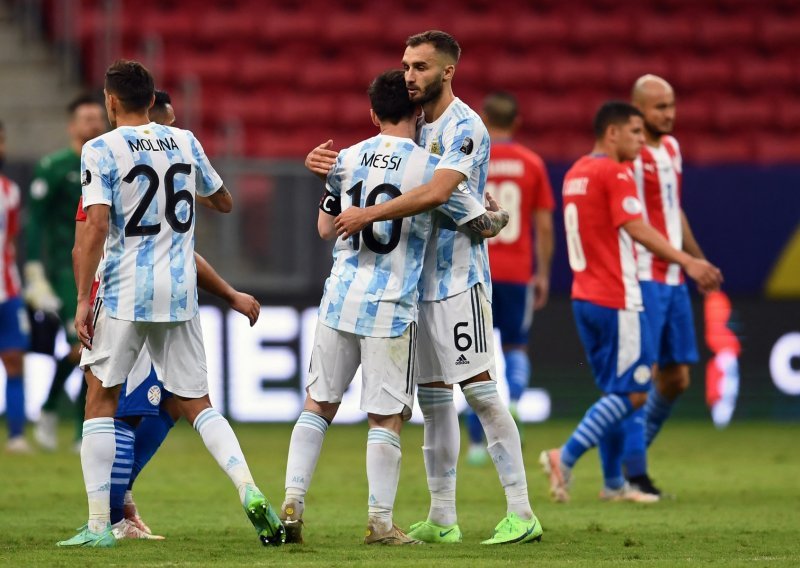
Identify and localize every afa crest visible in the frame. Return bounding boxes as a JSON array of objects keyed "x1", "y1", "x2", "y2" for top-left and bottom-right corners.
[{"x1": 430, "y1": 140, "x2": 442, "y2": 156}]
